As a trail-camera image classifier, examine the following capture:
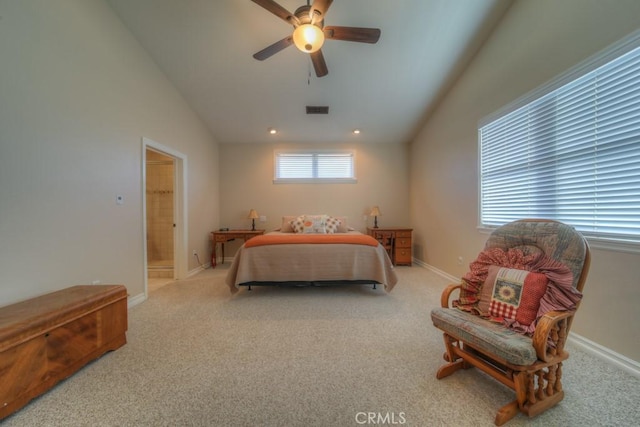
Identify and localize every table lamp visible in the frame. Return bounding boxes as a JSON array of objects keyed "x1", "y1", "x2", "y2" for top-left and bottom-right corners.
[
  {"x1": 248, "y1": 209, "x2": 259, "y2": 231},
  {"x1": 370, "y1": 206, "x2": 381, "y2": 228}
]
